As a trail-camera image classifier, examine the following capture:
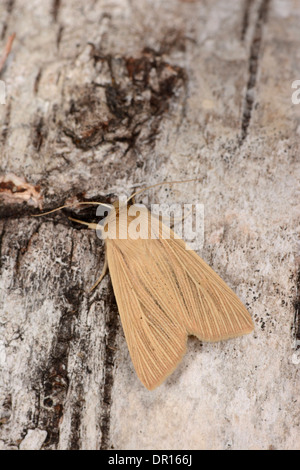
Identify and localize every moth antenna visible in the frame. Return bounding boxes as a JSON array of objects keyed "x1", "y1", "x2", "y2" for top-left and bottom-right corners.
[
  {"x1": 127, "y1": 178, "x2": 201, "y2": 203},
  {"x1": 33, "y1": 201, "x2": 112, "y2": 217}
]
